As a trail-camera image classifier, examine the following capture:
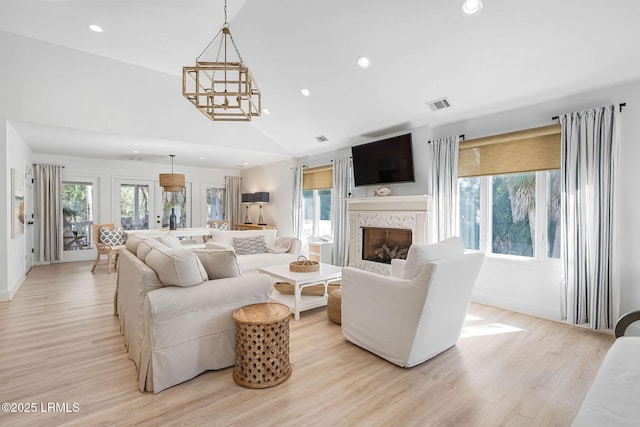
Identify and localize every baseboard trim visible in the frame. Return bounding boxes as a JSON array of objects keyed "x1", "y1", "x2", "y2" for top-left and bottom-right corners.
[
  {"x1": 1, "y1": 274, "x2": 25, "y2": 301},
  {"x1": 471, "y1": 292, "x2": 562, "y2": 321}
]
